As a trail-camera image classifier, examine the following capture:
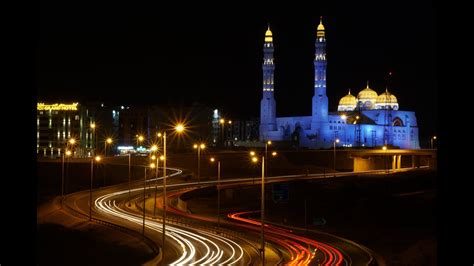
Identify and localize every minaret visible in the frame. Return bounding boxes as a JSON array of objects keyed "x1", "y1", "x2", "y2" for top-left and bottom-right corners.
[
  {"x1": 311, "y1": 17, "x2": 329, "y2": 142},
  {"x1": 260, "y1": 24, "x2": 277, "y2": 140}
]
